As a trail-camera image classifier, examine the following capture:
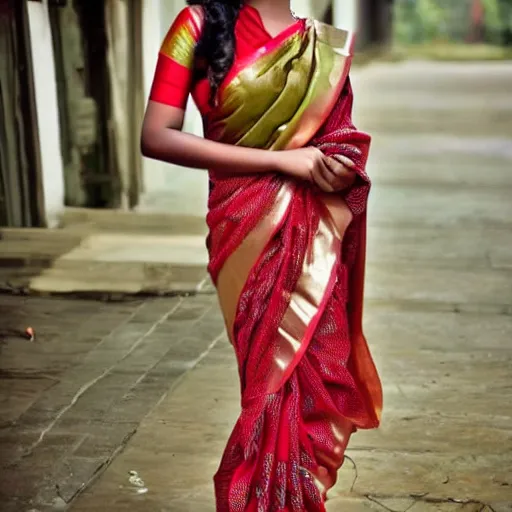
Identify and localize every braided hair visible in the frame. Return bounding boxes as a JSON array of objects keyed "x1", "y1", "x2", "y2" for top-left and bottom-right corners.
[{"x1": 187, "y1": 0, "x2": 243, "y2": 105}]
